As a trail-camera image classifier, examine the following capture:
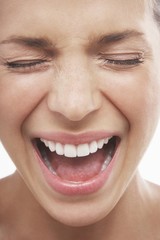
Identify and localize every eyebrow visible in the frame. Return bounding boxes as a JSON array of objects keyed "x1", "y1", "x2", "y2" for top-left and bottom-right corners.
[
  {"x1": 0, "y1": 35, "x2": 55, "y2": 56},
  {"x1": 0, "y1": 35, "x2": 53, "y2": 47},
  {"x1": 0, "y1": 30, "x2": 146, "y2": 52},
  {"x1": 97, "y1": 30, "x2": 145, "y2": 45}
]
